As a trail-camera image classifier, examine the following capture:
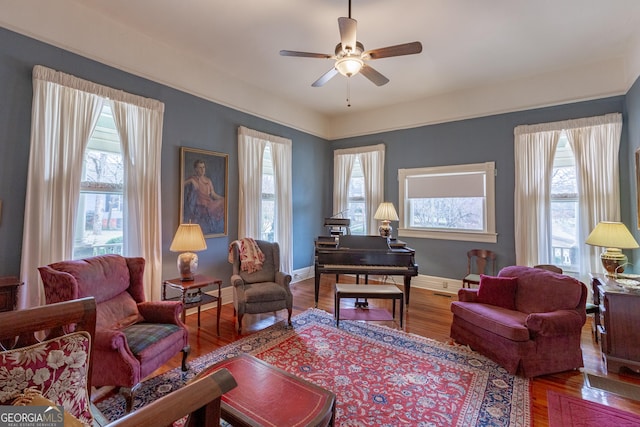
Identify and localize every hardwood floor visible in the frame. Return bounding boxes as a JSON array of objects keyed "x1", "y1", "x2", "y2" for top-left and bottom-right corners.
[{"x1": 156, "y1": 276, "x2": 640, "y2": 426}]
